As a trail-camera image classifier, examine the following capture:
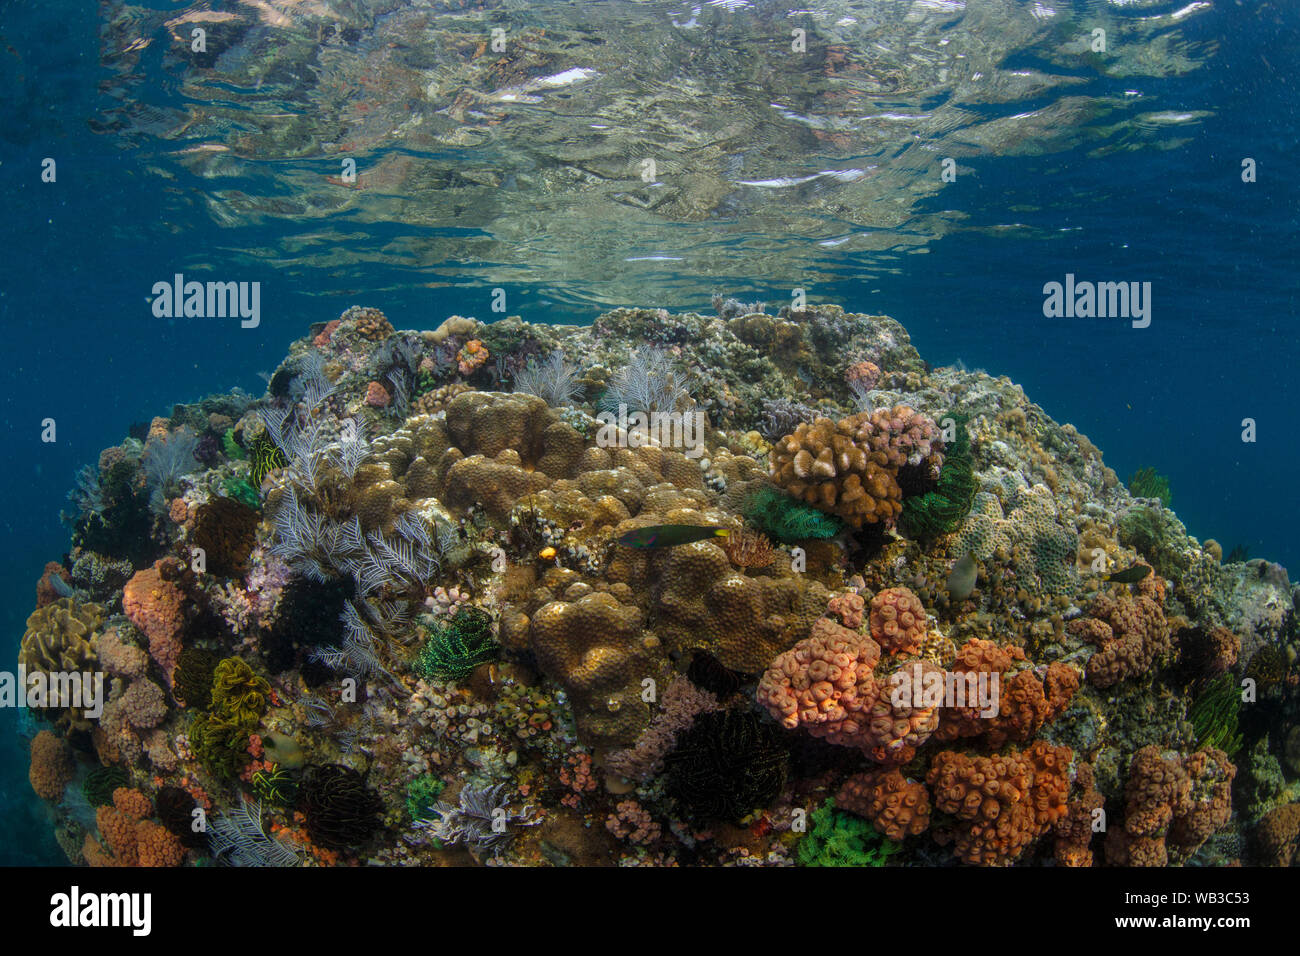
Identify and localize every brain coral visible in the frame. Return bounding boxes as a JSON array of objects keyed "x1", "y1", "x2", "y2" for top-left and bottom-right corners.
[
  {"x1": 927, "y1": 740, "x2": 1072, "y2": 866},
  {"x1": 835, "y1": 768, "x2": 931, "y2": 841},
  {"x1": 20, "y1": 597, "x2": 103, "y2": 729},
  {"x1": 29, "y1": 729, "x2": 76, "y2": 801},
  {"x1": 1068, "y1": 589, "x2": 1172, "y2": 688}
]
